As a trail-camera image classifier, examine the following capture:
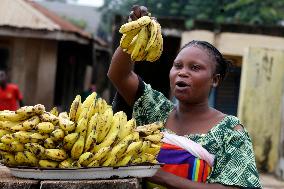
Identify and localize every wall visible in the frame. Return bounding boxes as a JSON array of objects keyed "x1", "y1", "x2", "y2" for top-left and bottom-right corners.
[
  {"x1": 238, "y1": 47, "x2": 284, "y2": 172},
  {"x1": 10, "y1": 38, "x2": 57, "y2": 110}
]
